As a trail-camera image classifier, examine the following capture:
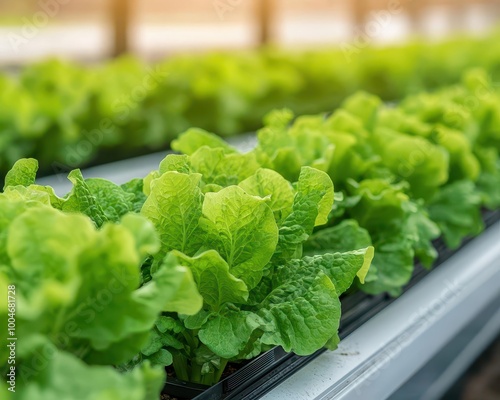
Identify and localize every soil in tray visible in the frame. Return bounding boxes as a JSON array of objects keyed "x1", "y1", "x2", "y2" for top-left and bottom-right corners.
[
  {"x1": 162, "y1": 394, "x2": 182, "y2": 400},
  {"x1": 219, "y1": 363, "x2": 240, "y2": 380}
]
